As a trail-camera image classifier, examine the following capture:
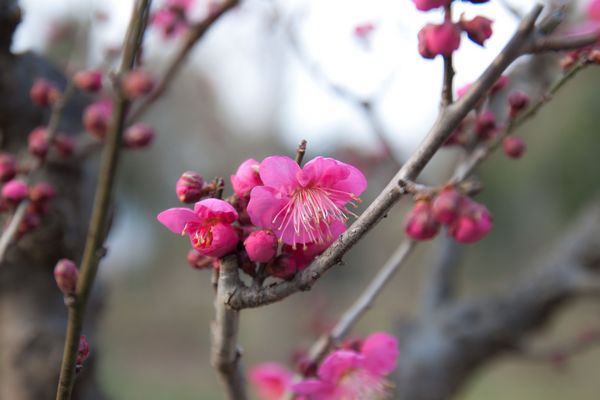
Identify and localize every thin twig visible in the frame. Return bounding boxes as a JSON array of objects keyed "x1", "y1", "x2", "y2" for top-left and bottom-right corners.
[
  {"x1": 55, "y1": 1, "x2": 152, "y2": 399},
  {"x1": 517, "y1": 328, "x2": 600, "y2": 366},
  {"x1": 441, "y1": 4, "x2": 454, "y2": 109},
  {"x1": 128, "y1": 0, "x2": 240, "y2": 122},
  {"x1": 295, "y1": 139, "x2": 307, "y2": 165},
  {"x1": 229, "y1": 4, "x2": 547, "y2": 310},
  {"x1": 211, "y1": 254, "x2": 247, "y2": 400},
  {"x1": 0, "y1": 200, "x2": 29, "y2": 260}
]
